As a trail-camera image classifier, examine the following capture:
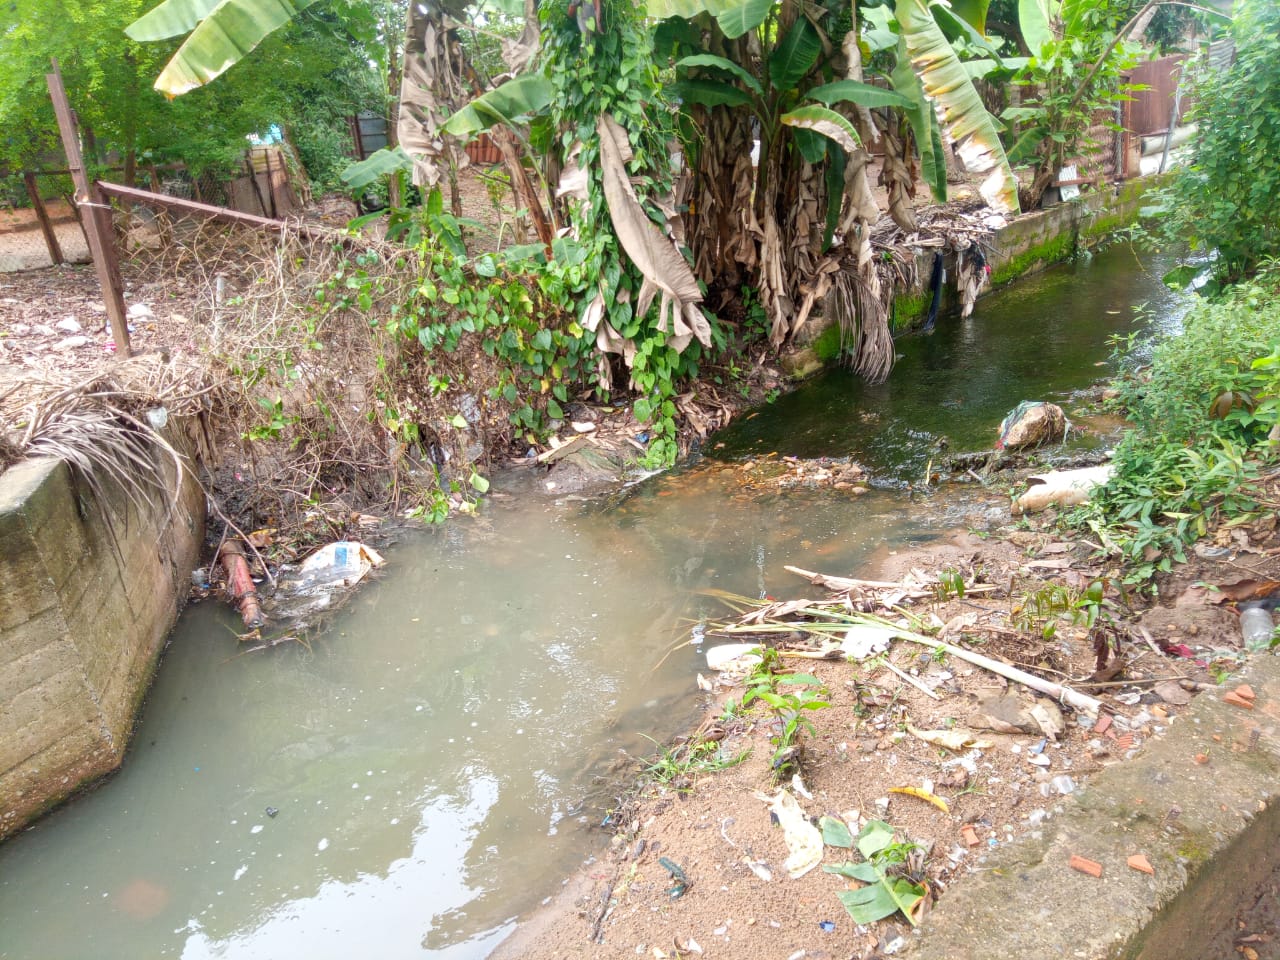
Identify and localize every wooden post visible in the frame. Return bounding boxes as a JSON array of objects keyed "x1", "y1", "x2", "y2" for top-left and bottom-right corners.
[
  {"x1": 46, "y1": 60, "x2": 131, "y2": 356},
  {"x1": 23, "y1": 171, "x2": 64, "y2": 265},
  {"x1": 245, "y1": 150, "x2": 270, "y2": 217}
]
